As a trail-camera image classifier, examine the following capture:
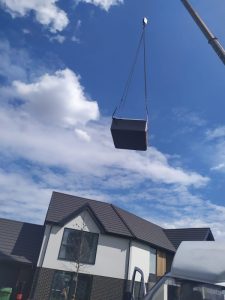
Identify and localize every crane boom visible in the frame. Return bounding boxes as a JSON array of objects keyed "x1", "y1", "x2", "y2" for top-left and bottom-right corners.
[{"x1": 181, "y1": 0, "x2": 225, "y2": 65}]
